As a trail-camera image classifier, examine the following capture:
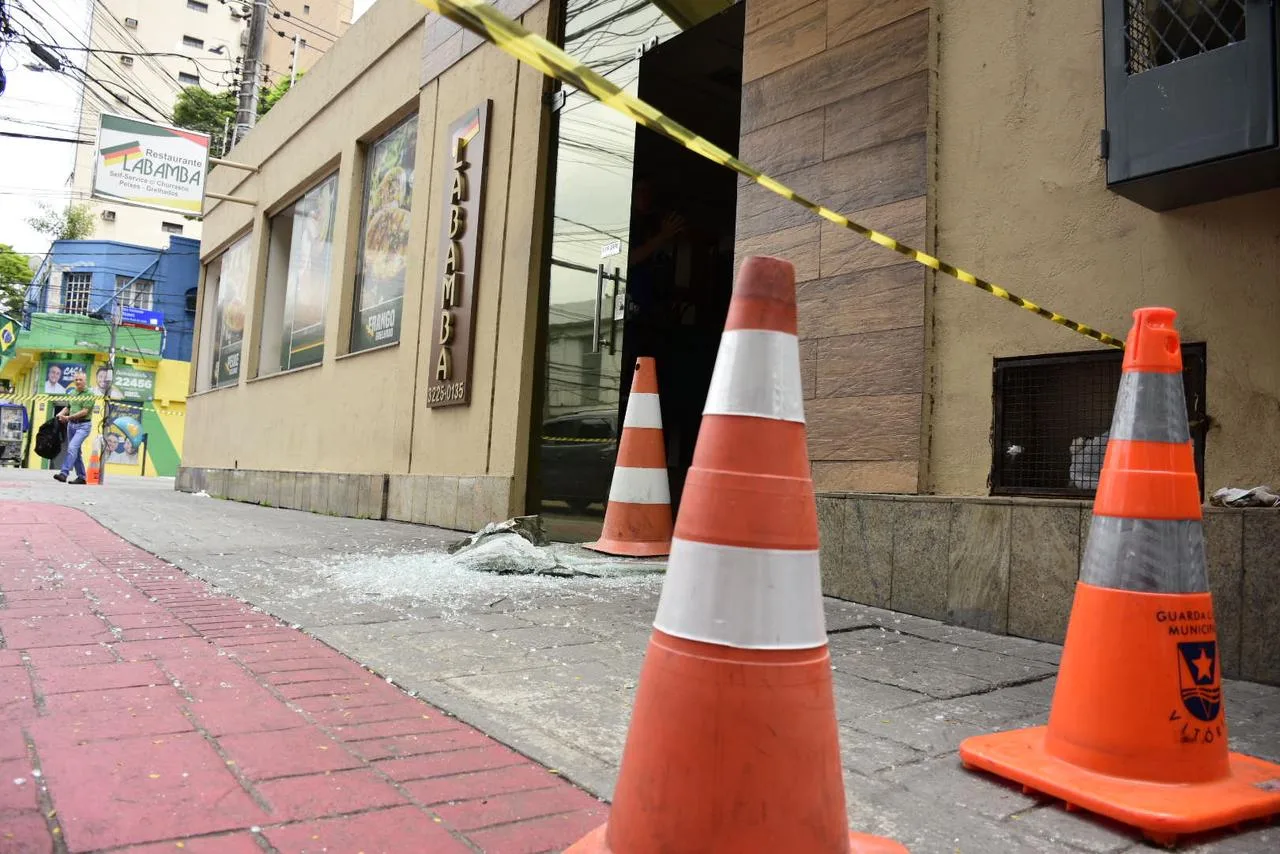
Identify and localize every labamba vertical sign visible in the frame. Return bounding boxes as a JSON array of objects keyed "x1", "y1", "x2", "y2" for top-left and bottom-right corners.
[
  {"x1": 426, "y1": 101, "x2": 491, "y2": 408},
  {"x1": 92, "y1": 113, "x2": 210, "y2": 215}
]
